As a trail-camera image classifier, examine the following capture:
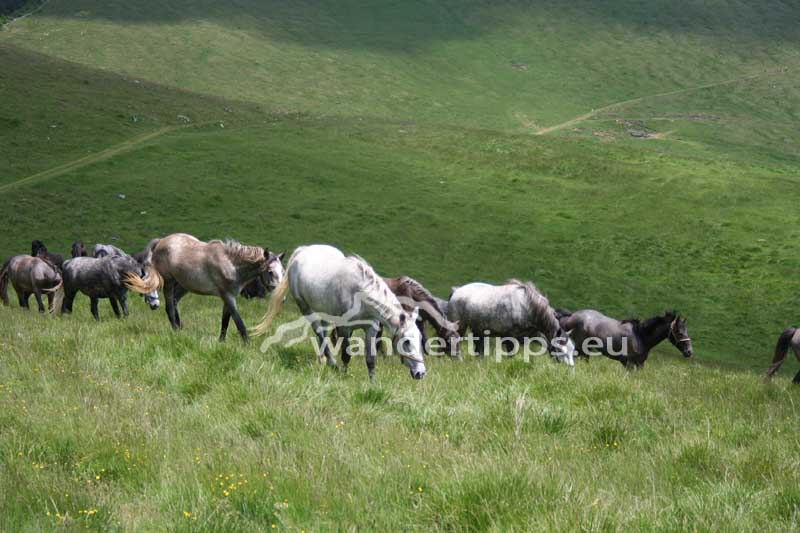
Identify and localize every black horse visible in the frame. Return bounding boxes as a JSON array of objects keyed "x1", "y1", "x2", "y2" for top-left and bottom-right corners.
[
  {"x1": 71, "y1": 241, "x2": 88, "y2": 258},
  {"x1": 54, "y1": 255, "x2": 149, "y2": 320},
  {"x1": 558, "y1": 309, "x2": 693, "y2": 368},
  {"x1": 31, "y1": 240, "x2": 65, "y2": 270}
]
